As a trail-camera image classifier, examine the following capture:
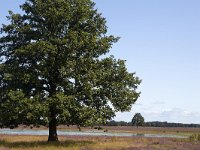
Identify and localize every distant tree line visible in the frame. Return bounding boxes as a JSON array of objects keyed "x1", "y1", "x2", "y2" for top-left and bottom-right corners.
[
  {"x1": 106, "y1": 120, "x2": 132, "y2": 126},
  {"x1": 145, "y1": 121, "x2": 200, "y2": 128},
  {"x1": 106, "y1": 120, "x2": 200, "y2": 128},
  {"x1": 1, "y1": 120, "x2": 199, "y2": 128}
]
